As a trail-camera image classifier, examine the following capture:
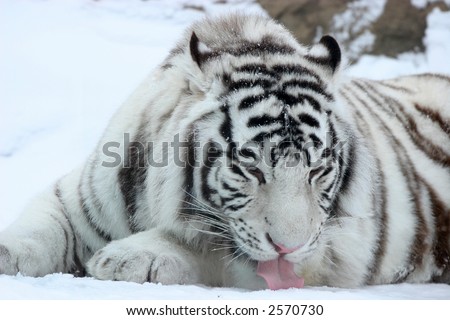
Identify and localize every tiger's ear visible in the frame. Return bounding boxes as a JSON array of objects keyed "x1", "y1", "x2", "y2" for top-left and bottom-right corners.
[
  {"x1": 307, "y1": 35, "x2": 341, "y2": 74},
  {"x1": 189, "y1": 32, "x2": 212, "y2": 70}
]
